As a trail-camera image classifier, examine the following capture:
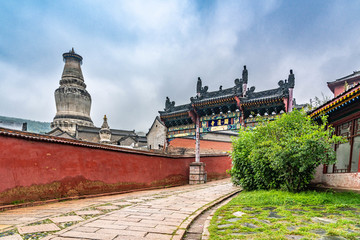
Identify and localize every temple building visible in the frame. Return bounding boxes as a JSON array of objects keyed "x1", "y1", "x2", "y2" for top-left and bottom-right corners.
[
  {"x1": 48, "y1": 49, "x2": 146, "y2": 148},
  {"x1": 147, "y1": 66, "x2": 296, "y2": 154},
  {"x1": 310, "y1": 70, "x2": 360, "y2": 174},
  {"x1": 310, "y1": 69, "x2": 360, "y2": 190}
]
